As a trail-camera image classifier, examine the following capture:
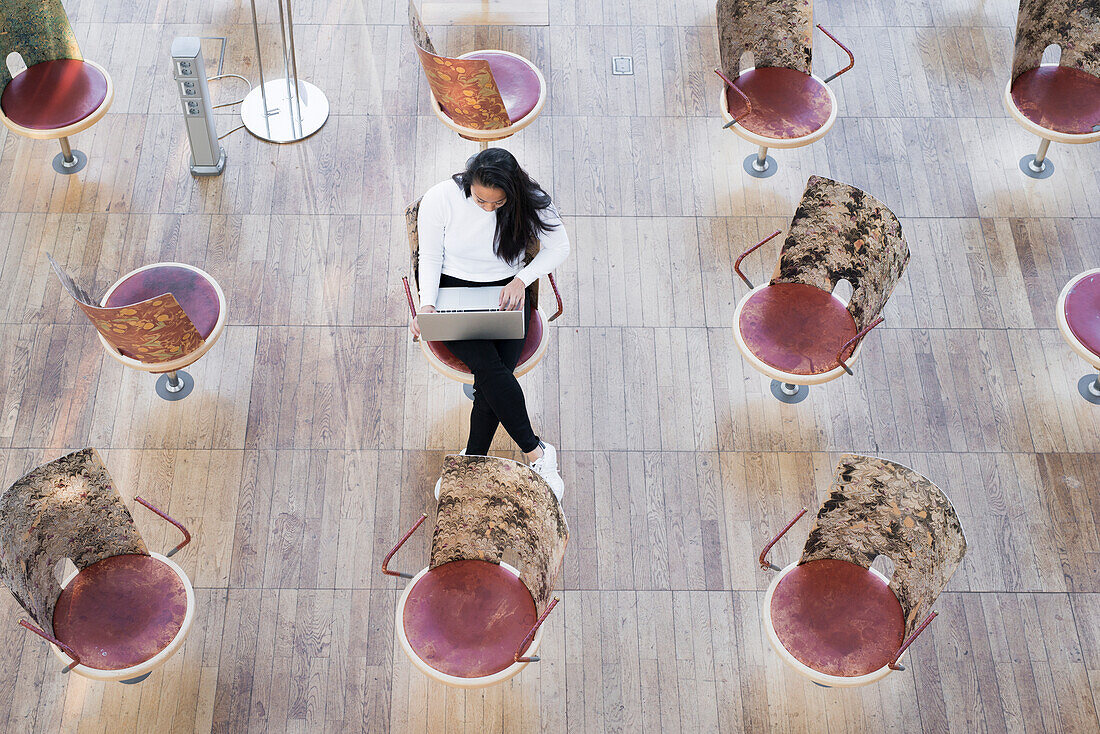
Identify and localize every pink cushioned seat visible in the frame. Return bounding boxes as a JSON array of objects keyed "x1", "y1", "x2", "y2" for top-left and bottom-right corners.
[
  {"x1": 1065, "y1": 272, "x2": 1100, "y2": 358},
  {"x1": 52, "y1": 554, "x2": 187, "y2": 671},
  {"x1": 463, "y1": 51, "x2": 541, "y2": 122},
  {"x1": 0, "y1": 59, "x2": 108, "y2": 130},
  {"x1": 427, "y1": 307, "x2": 544, "y2": 374},
  {"x1": 738, "y1": 282, "x2": 858, "y2": 375},
  {"x1": 403, "y1": 559, "x2": 537, "y2": 678},
  {"x1": 104, "y1": 265, "x2": 221, "y2": 339},
  {"x1": 726, "y1": 67, "x2": 833, "y2": 139},
  {"x1": 1011, "y1": 66, "x2": 1100, "y2": 136},
  {"x1": 770, "y1": 558, "x2": 905, "y2": 678}
]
